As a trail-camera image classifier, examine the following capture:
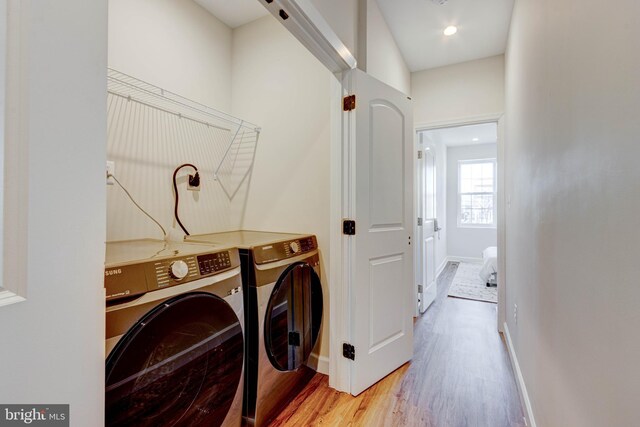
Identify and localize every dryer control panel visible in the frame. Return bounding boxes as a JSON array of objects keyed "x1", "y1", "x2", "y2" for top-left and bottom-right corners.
[{"x1": 253, "y1": 235, "x2": 317, "y2": 265}]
